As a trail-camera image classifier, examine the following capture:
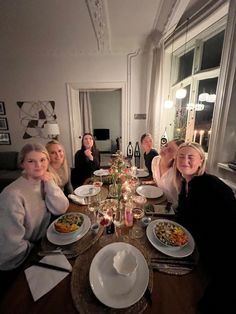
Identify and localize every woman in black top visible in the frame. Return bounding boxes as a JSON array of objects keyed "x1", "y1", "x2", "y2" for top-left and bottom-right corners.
[
  {"x1": 140, "y1": 133, "x2": 158, "y2": 175},
  {"x1": 174, "y1": 142, "x2": 236, "y2": 314},
  {"x1": 72, "y1": 133, "x2": 100, "y2": 188}
]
